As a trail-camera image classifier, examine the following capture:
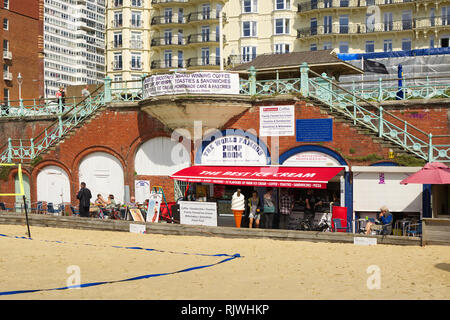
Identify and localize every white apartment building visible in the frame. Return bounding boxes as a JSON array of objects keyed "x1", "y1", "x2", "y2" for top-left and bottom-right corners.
[{"x1": 44, "y1": 0, "x2": 106, "y2": 97}]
